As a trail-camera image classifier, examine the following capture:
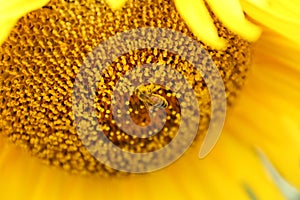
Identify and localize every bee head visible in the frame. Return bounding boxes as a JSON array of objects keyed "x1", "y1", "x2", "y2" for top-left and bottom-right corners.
[{"x1": 135, "y1": 85, "x2": 147, "y2": 99}]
